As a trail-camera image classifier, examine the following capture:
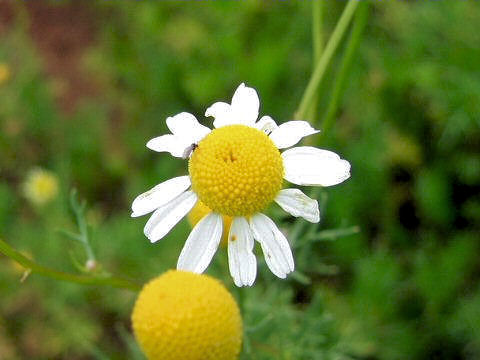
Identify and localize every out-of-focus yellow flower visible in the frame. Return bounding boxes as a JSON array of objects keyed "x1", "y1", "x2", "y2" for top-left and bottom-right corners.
[
  {"x1": 23, "y1": 168, "x2": 59, "y2": 206},
  {"x1": 132, "y1": 270, "x2": 242, "y2": 360},
  {"x1": 188, "y1": 200, "x2": 232, "y2": 246},
  {"x1": 0, "y1": 63, "x2": 10, "y2": 85}
]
